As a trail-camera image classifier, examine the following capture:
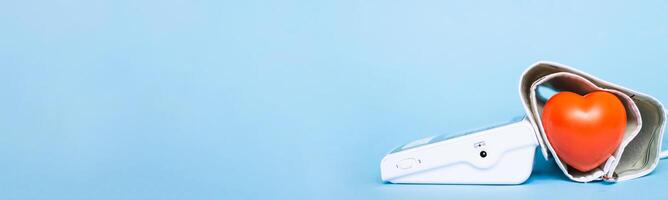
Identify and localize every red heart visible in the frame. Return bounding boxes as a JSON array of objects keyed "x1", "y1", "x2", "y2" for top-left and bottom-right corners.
[{"x1": 541, "y1": 91, "x2": 627, "y2": 172}]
